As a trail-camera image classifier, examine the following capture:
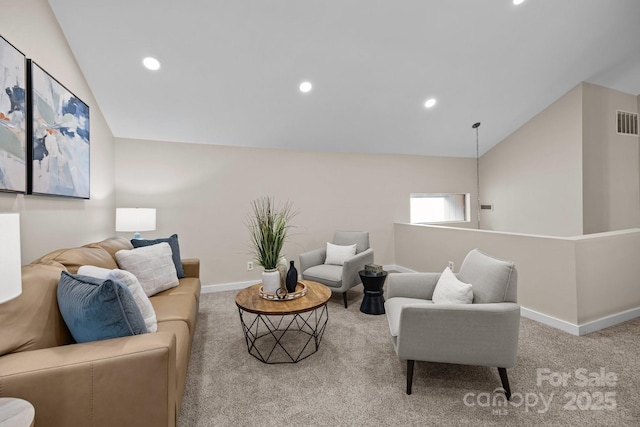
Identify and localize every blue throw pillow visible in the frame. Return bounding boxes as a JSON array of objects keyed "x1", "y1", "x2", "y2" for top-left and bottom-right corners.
[
  {"x1": 57, "y1": 272, "x2": 147, "y2": 343},
  {"x1": 131, "y1": 233, "x2": 185, "y2": 278}
]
